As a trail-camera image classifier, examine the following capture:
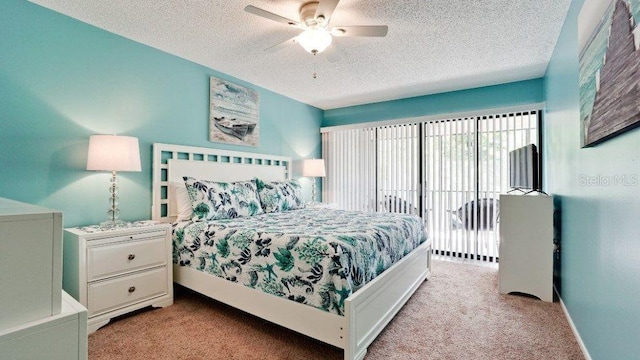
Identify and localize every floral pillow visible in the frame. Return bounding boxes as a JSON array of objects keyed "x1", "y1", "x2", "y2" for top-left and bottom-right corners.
[
  {"x1": 256, "y1": 178, "x2": 305, "y2": 213},
  {"x1": 183, "y1": 177, "x2": 264, "y2": 221}
]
